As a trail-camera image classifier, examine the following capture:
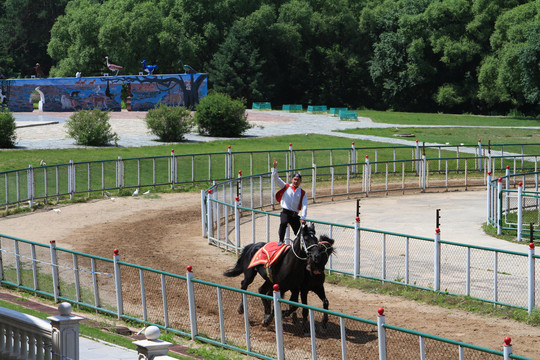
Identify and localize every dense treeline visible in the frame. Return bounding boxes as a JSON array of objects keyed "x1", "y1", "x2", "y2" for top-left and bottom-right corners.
[{"x1": 2, "y1": 0, "x2": 540, "y2": 115}]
